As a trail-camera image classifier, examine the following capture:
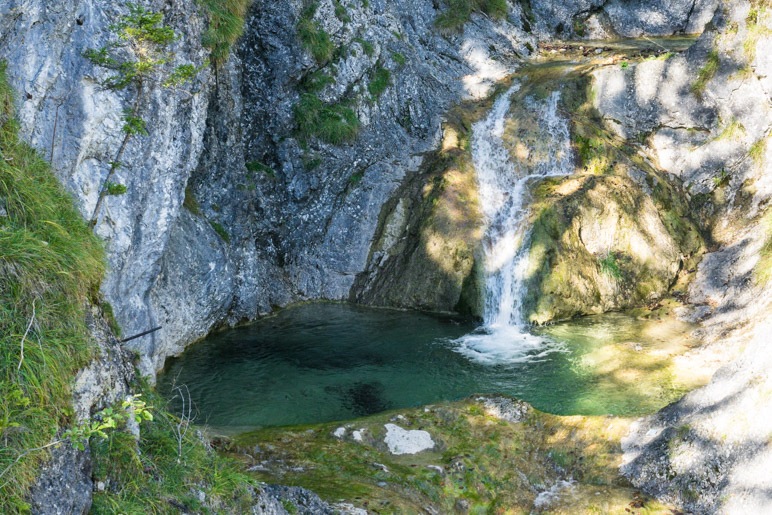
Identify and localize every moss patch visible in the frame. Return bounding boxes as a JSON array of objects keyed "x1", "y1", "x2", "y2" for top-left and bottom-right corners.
[{"x1": 232, "y1": 397, "x2": 674, "y2": 513}]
